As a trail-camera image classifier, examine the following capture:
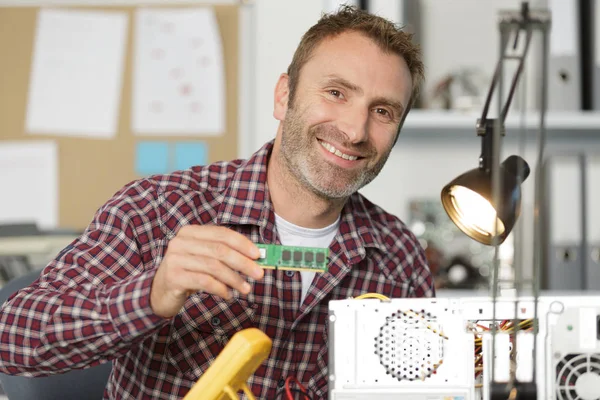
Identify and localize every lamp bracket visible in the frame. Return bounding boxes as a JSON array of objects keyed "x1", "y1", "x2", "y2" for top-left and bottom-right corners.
[
  {"x1": 476, "y1": 118, "x2": 506, "y2": 137},
  {"x1": 478, "y1": 119, "x2": 506, "y2": 172}
]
